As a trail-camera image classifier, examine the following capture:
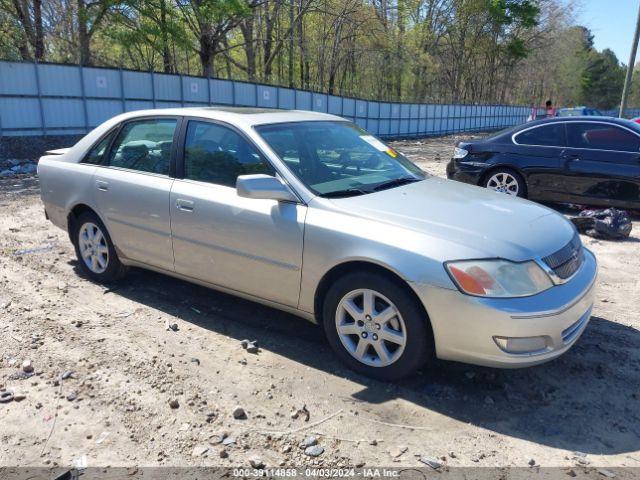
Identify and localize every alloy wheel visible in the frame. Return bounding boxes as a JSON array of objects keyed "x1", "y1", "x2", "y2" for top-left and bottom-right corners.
[
  {"x1": 487, "y1": 172, "x2": 519, "y2": 195},
  {"x1": 78, "y1": 222, "x2": 109, "y2": 274},
  {"x1": 335, "y1": 288, "x2": 407, "y2": 367}
]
